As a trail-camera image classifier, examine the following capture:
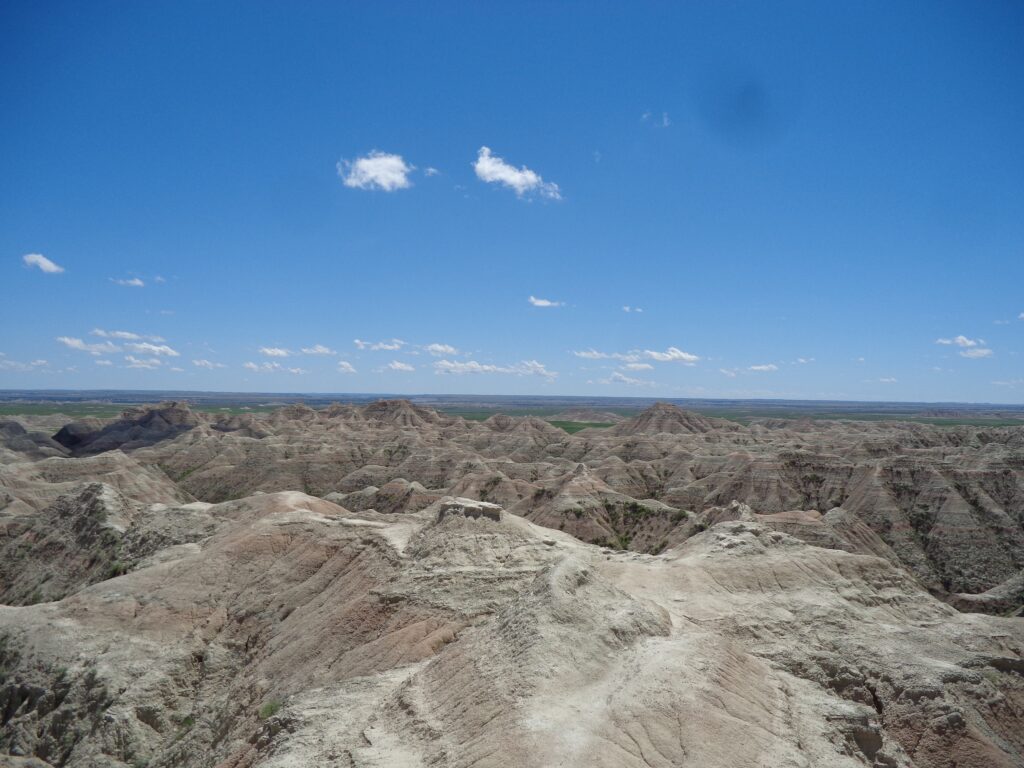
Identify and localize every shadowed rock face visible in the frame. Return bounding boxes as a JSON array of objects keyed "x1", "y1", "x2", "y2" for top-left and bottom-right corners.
[
  {"x1": 1, "y1": 399, "x2": 1022, "y2": 767},
  {"x1": 53, "y1": 402, "x2": 202, "y2": 455}
]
